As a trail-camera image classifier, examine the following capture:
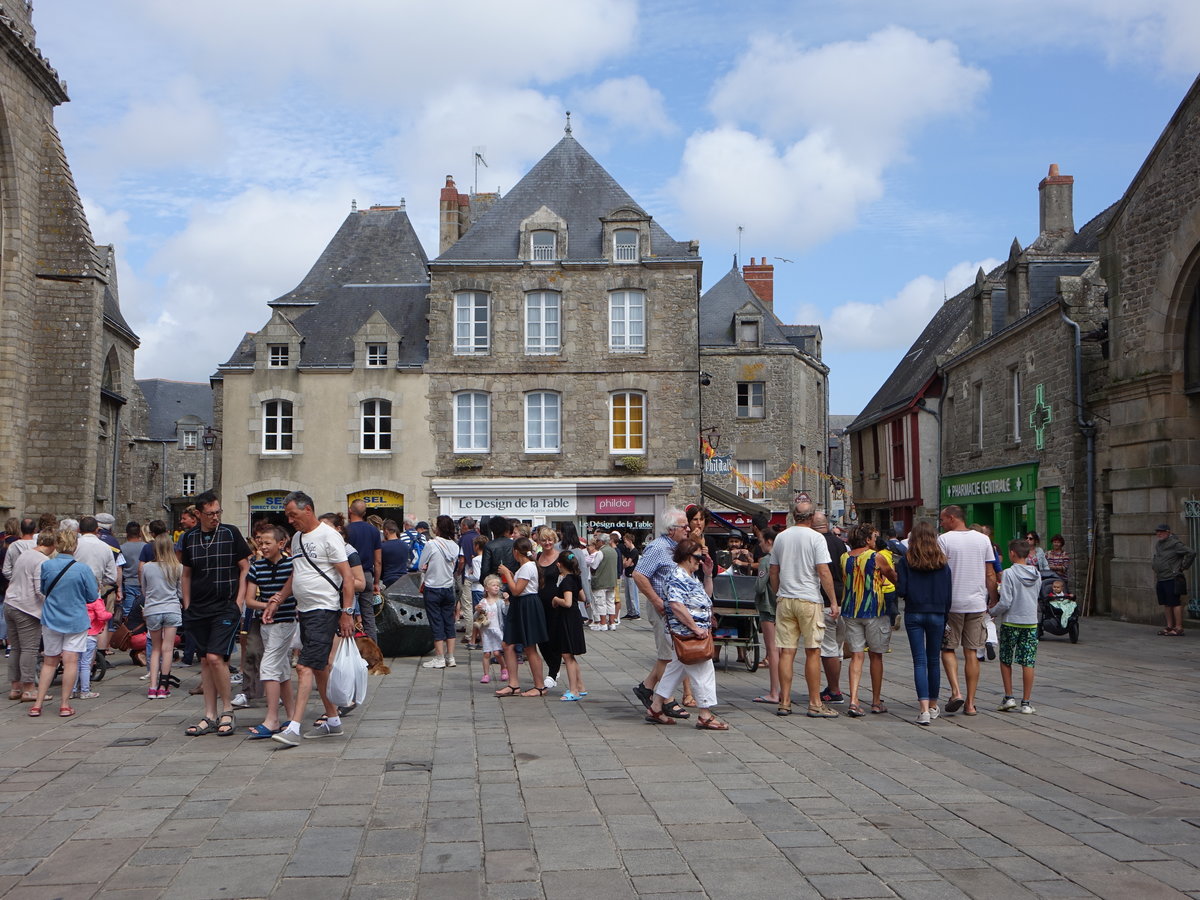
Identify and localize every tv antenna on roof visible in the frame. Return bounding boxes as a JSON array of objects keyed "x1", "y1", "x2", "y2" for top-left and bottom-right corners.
[
  {"x1": 473, "y1": 146, "x2": 488, "y2": 194},
  {"x1": 737, "y1": 225, "x2": 744, "y2": 264}
]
